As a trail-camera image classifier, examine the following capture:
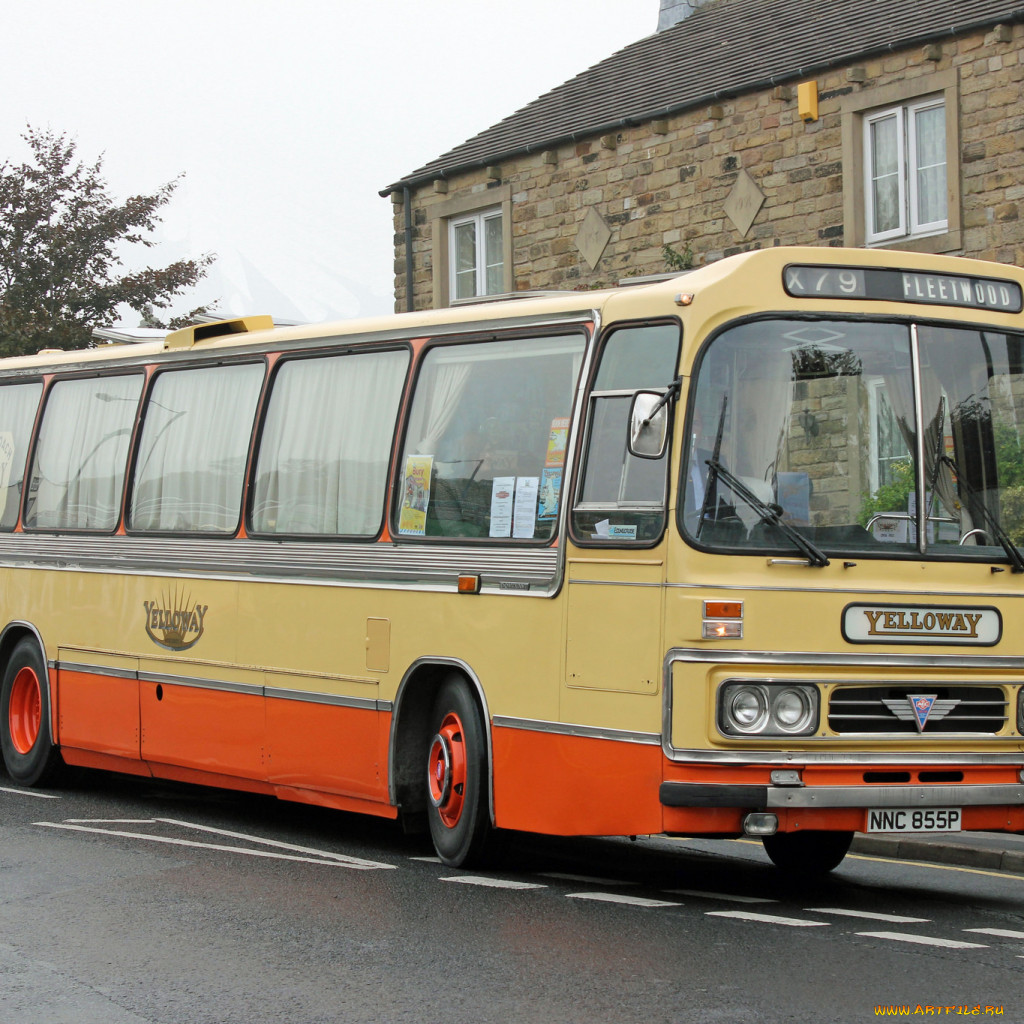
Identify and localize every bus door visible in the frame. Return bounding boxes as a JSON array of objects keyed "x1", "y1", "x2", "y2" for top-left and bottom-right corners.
[{"x1": 563, "y1": 323, "x2": 680, "y2": 721}]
